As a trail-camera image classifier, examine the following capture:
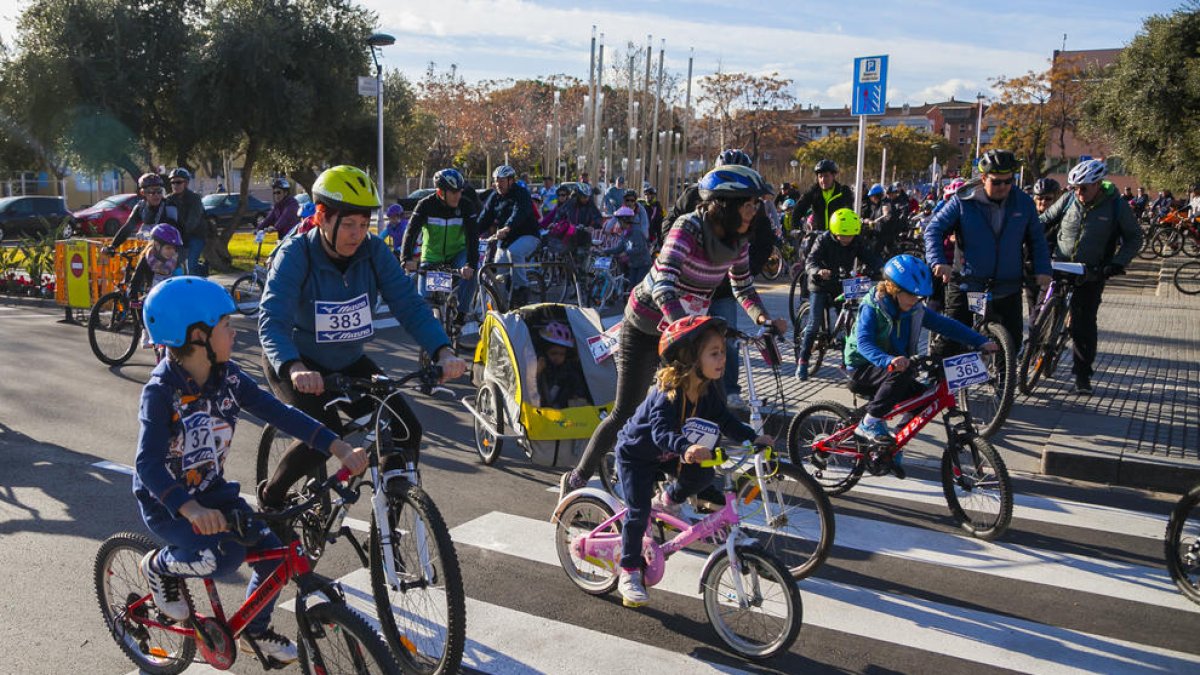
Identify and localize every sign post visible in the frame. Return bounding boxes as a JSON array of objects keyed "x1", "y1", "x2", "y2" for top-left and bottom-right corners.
[{"x1": 851, "y1": 55, "x2": 888, "y2": 213}]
